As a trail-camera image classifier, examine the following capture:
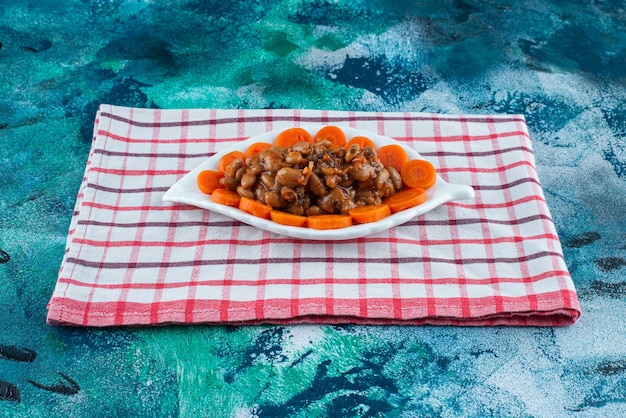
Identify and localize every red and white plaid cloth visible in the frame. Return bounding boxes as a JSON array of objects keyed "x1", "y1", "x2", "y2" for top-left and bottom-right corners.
[{"x1": 46, "y1": 105, "x2": 581, "y2": 327}]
